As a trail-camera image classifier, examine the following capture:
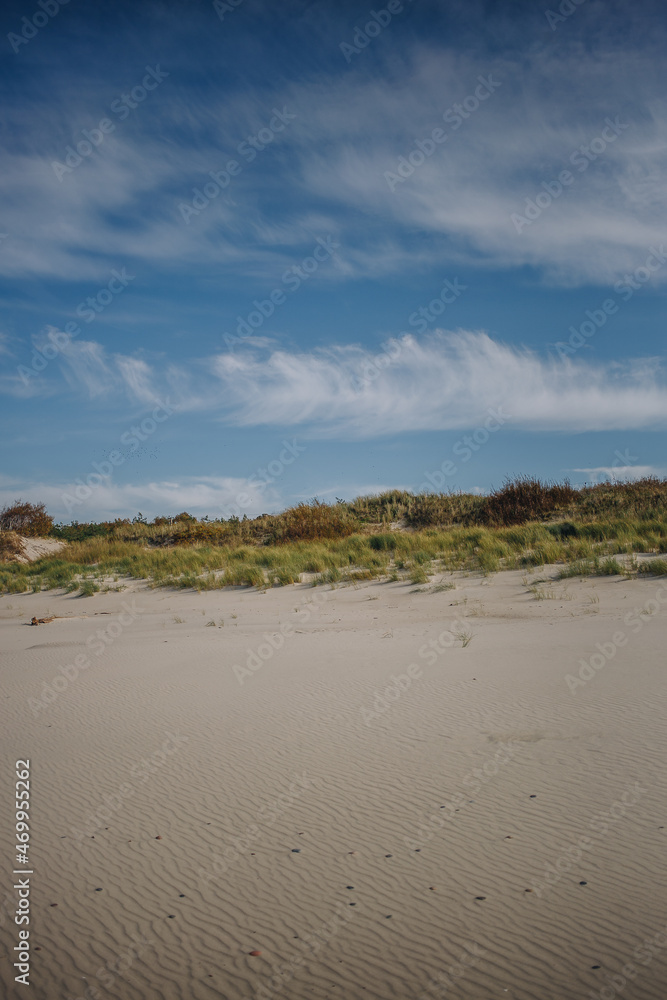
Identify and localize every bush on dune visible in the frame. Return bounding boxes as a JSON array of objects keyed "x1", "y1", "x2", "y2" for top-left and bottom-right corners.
[
  {"x1": 266, "y1": 500, "x2": 359, "y2": 543},
  {"x1": 481, "y1": 477, "x2": 578, "y2": 527},
  {"x1": 0, "y1": 500, "x2": 53, "y2": 537}
]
